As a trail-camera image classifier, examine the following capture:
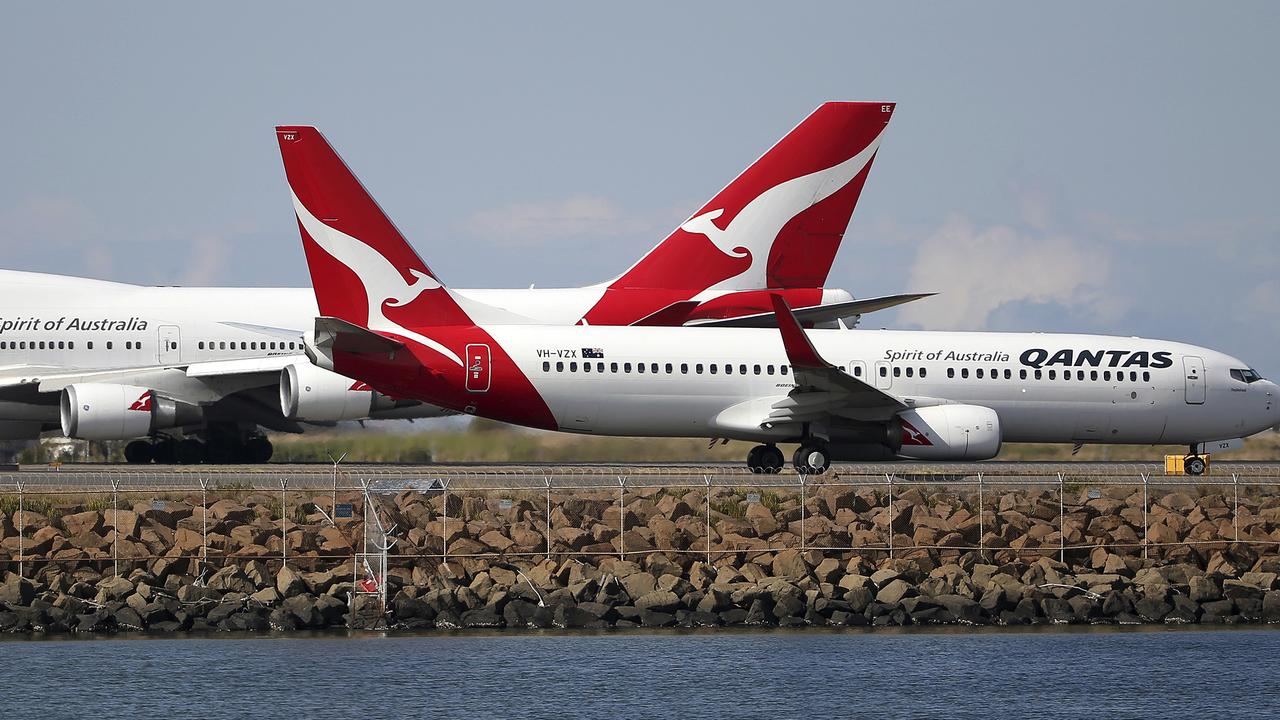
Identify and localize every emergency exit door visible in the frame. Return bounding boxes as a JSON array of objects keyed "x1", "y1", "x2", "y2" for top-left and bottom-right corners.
[
  {"x1": 158, "y1": 325, "x2": 180, "y2": 364},
  {"x1": 1183, "y1": 355, "x2": 1205, "y2": 405}
]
